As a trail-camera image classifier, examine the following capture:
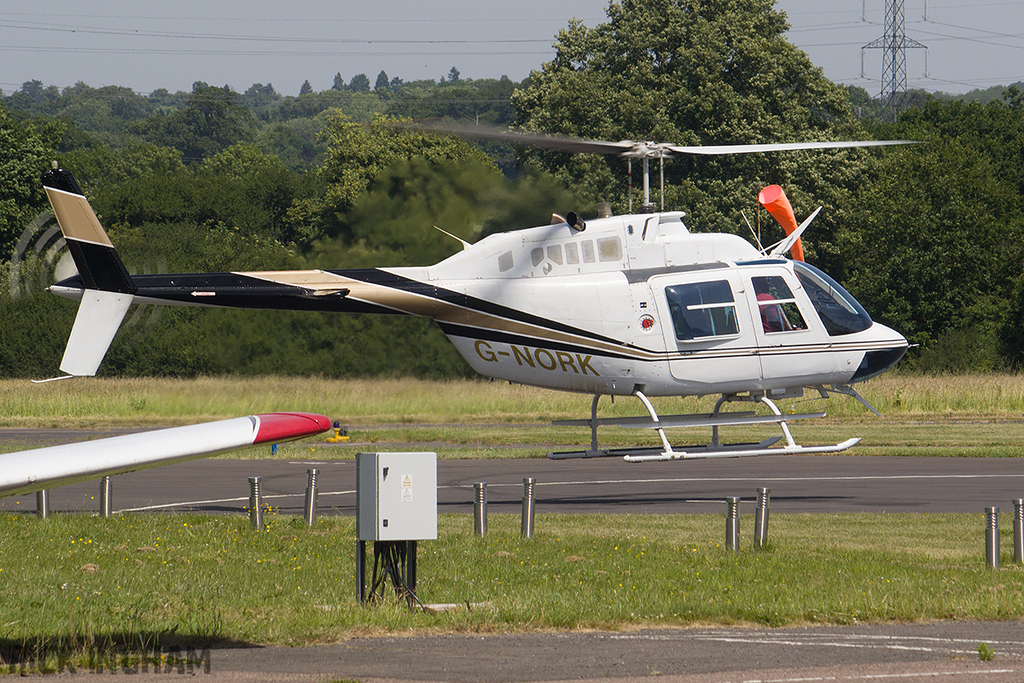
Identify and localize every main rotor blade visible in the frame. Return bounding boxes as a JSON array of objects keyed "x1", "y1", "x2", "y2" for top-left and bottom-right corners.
[
  {"x1": 398, "y1": 121, "x2": 637, "y2": 155},
  {"x1": 665, "y1": 139, "x2": 918, "y2": 155},
  {"x1": 398, "y1": 121, "x2": 917, "y2": 157}
]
